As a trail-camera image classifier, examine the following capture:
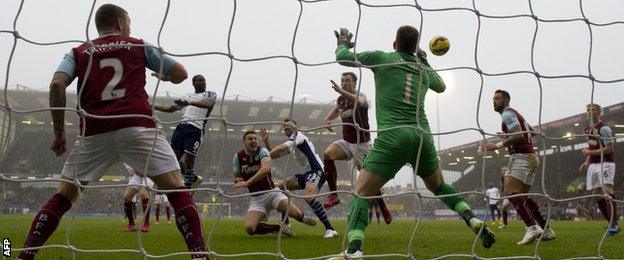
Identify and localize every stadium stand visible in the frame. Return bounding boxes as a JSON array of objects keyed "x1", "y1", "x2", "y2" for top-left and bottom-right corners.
[
  {"x1": 439, "y1": 102, "x2": 624, "y2": 220},
  {"x1": 0, "y1": 87, "x2": 355, "y2": 216}
]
